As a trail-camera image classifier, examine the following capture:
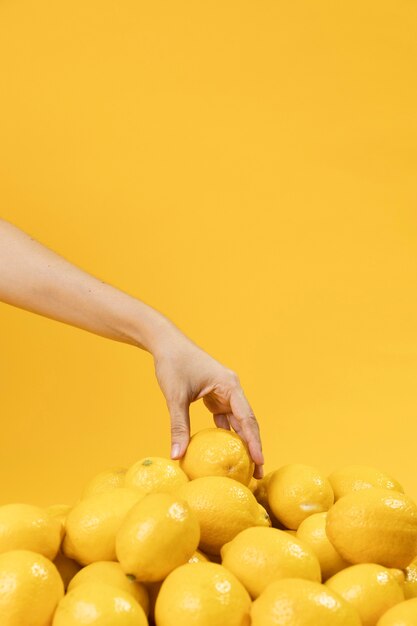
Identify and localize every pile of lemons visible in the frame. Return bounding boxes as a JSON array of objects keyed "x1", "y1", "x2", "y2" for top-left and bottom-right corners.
[{"x1": 1, "y1": 428, "x2": 417, "y2": 626}]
